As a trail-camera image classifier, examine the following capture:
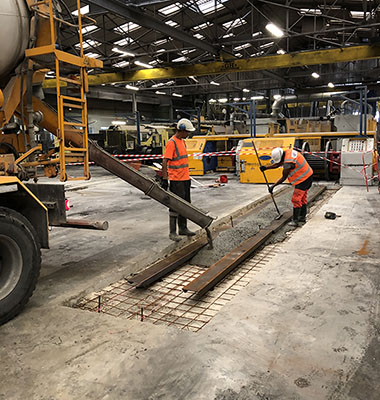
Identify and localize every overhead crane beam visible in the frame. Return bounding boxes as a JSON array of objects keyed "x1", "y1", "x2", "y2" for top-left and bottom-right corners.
[{"x1": 43, "y1": 44, "x2": 380, "y2": 88}]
